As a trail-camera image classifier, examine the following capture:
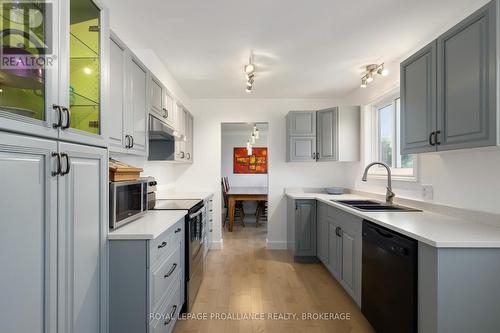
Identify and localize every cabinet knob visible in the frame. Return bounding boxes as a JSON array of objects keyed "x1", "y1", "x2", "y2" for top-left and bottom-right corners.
[{"x1": 158, "y1": 241, "x2": 167, "y2": 249}]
